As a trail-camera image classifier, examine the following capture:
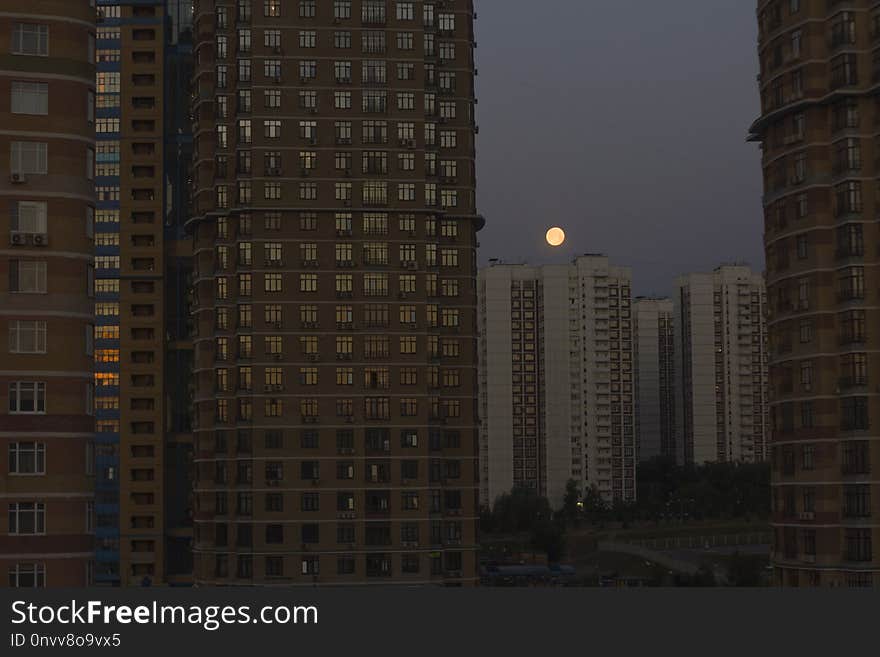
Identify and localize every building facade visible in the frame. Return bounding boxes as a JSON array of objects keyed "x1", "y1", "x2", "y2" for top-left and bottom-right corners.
[
  {"x1": 190, "y1": 0, "x2": 481, "y2": 585},
  {"x1": 94, "y1": 0, "x2": 194, "y2": 587},
  {"x1": 478, "y1": 256, "x2": 636, "y2": 509},
  {"x1": 752, "y1": 0, "x2": 880, "y2": 586},
  {"x1": 633, "y1": 297, "x2": 675, "y2": 463},
  {"x1": 0, "y1": 0, "x2": 96, "y2": 587},
  {"x1": 673, "y1": 266, "x2": 769, "y2": 466}
]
